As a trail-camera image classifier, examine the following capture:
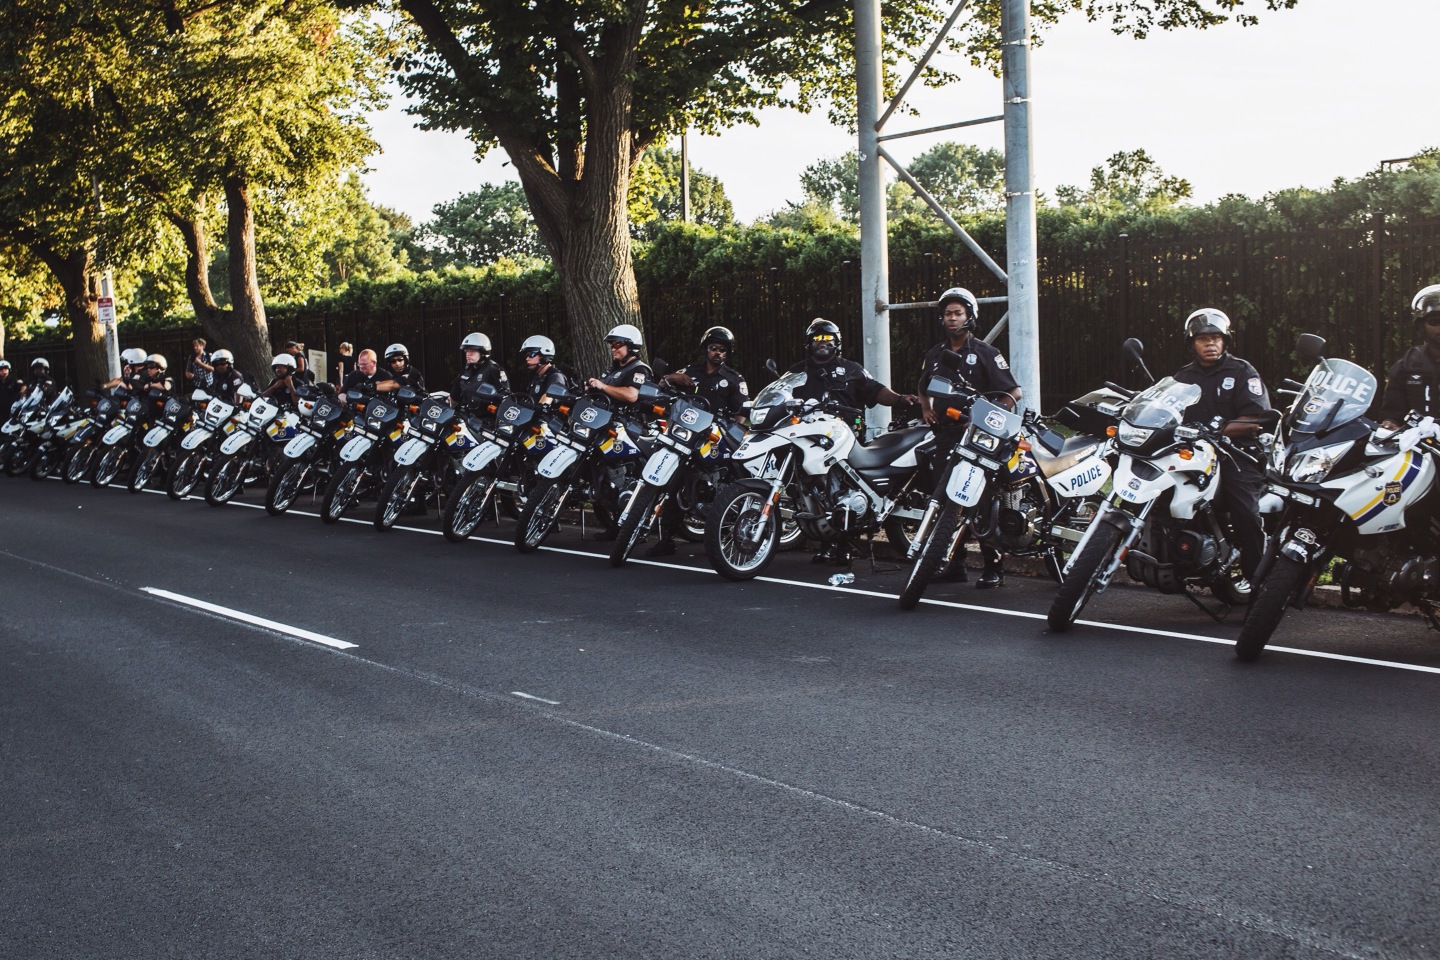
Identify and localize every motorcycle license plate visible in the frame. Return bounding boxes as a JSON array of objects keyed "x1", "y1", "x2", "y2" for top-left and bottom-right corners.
[
  {"x1": 462, "y1": 441, "x2": 504, "y2": 473},
  {"x1": 538, "y1": 444, "x2": 579, "y2": 479},
  {"x1": 642, "y1": 448, "x2": 681, "y2": 486},
  {"x1": 945, "y1": 460, "x2": 987, "y2": 507}
]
